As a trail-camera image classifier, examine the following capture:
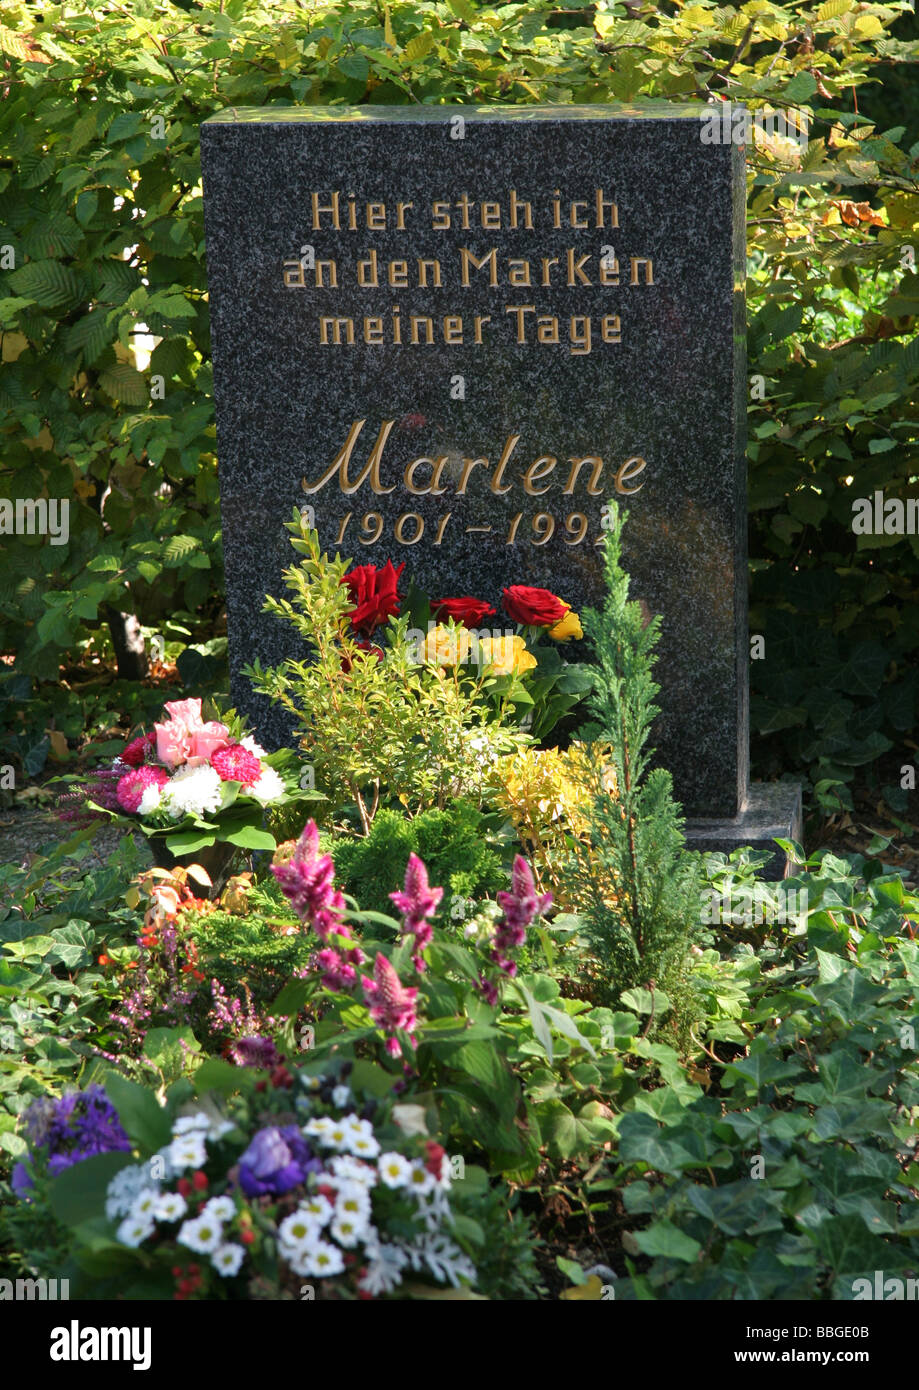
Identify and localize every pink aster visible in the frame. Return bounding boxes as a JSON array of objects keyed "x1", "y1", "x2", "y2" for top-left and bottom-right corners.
[
  {"x1": 115, "y1": 765, "x2": 170, "y2": 814},
  {"x1": 211, "y1": 742, "x2": 263, "y2": 786},
  {"x1": 389, "y1": 853, "x2": 443, "y2": 973},
  {"x1": 361, "y1": 953, "x2": 419, "y2": 1058}
]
